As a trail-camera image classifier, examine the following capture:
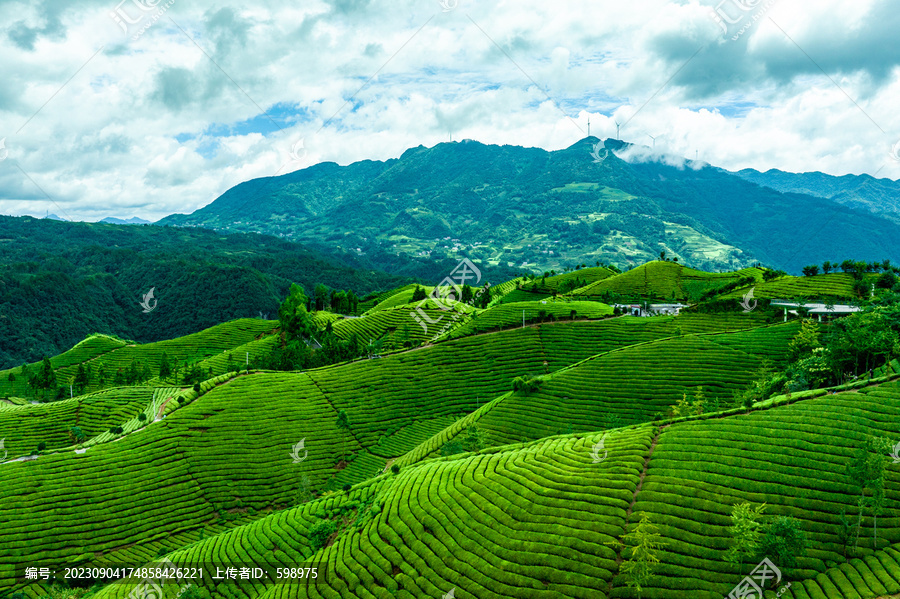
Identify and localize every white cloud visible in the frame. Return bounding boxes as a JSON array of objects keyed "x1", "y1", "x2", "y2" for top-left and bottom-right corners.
[{"x1": 0, "y1": 0, "x2": 898, "y2": 222}]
